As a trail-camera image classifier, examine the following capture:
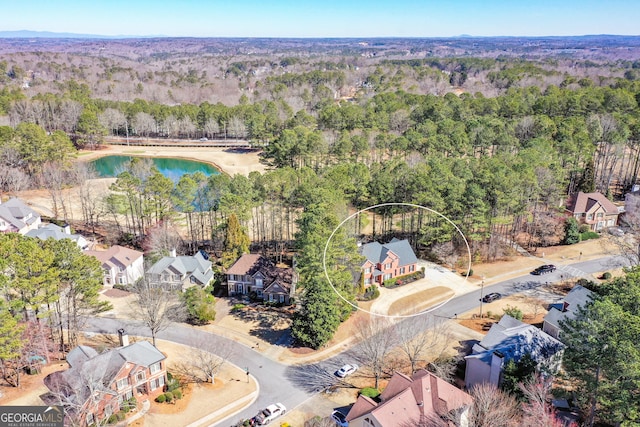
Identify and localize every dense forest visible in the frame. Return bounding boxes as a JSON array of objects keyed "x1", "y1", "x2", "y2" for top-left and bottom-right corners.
[{"x1": 1, "y1": 36, "x2": 640, "y2": 348}]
